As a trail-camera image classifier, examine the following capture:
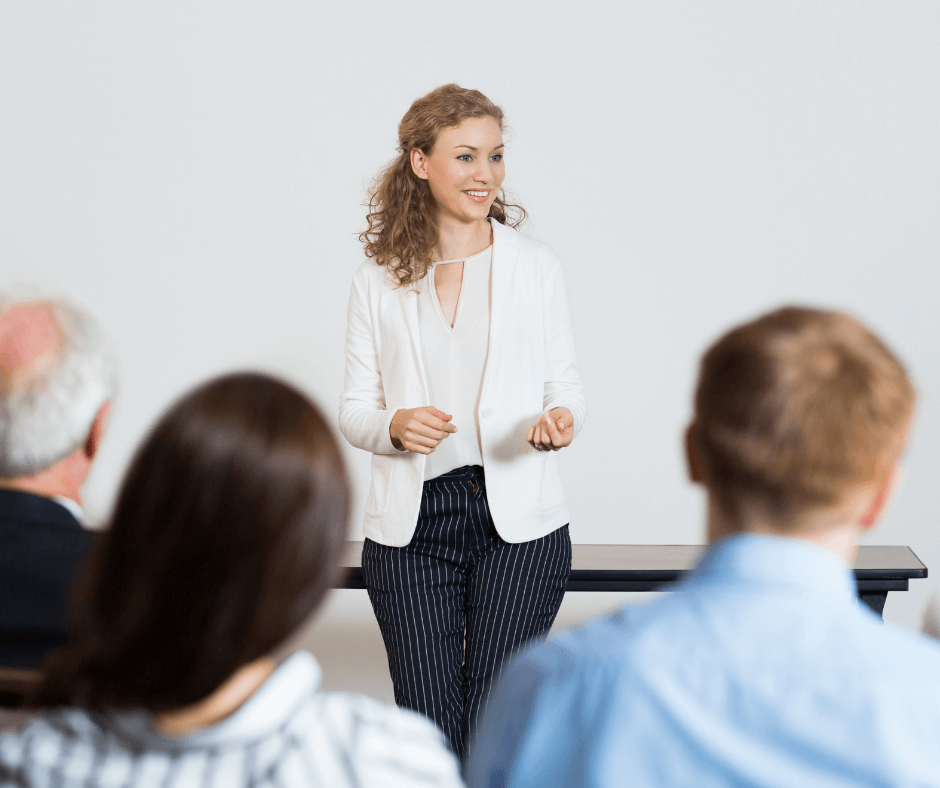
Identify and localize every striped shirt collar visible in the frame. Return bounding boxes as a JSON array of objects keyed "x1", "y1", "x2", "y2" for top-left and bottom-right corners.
[{"x1": 105, "y1": 651, "x2": 322, "y2": 749}]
